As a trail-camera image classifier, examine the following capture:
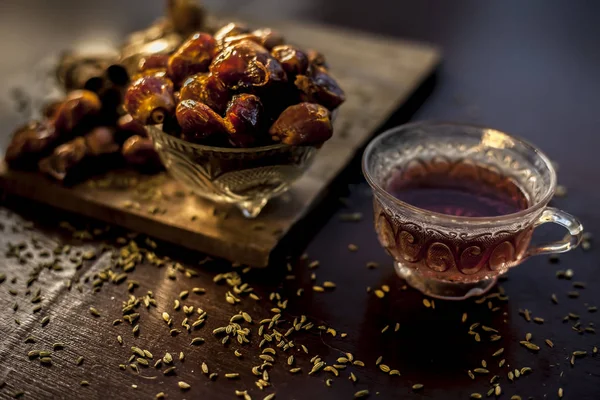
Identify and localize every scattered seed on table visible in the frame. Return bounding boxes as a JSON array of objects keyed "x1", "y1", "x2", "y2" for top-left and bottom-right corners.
[
  {"x1": 80, "y1": 381, "x2": 89, "y2": 386},
  {"x1": 163, "y1": 366, "x2": 176, "y2": 375},
  {"x1": 178, "y1": 381, "x2": 190, "y2": 390},
  {"x1": 354, "y1": 390, "x2": 369, "y2": 398},
  {"x1": 41, "y1": 316, "x2": 49, "y2": 326},
  {"x1": 545, "y1": 339, "x2": 554, "y2": 348},
  {"x1": 520, "y1": 341, "x2": 540, "y2": 351},
  {"x1": 225, "y1": 373, "x2": 240, "y2": 379},
  {"x1": 520, "y1": 367, "x2": 532, "y2": 375},
  {"x1": 27, "y1": 350, "x2": 40, "y2": 359},
  {"x1": 558, "y1": 388, "x2": 564, "y2": 398},
  {"x1": 412, "y1": 384, "x2": 424, "y2": 391},
  {"x1": 470, "y1": 394, "x2": 482, "y2": 399}
]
